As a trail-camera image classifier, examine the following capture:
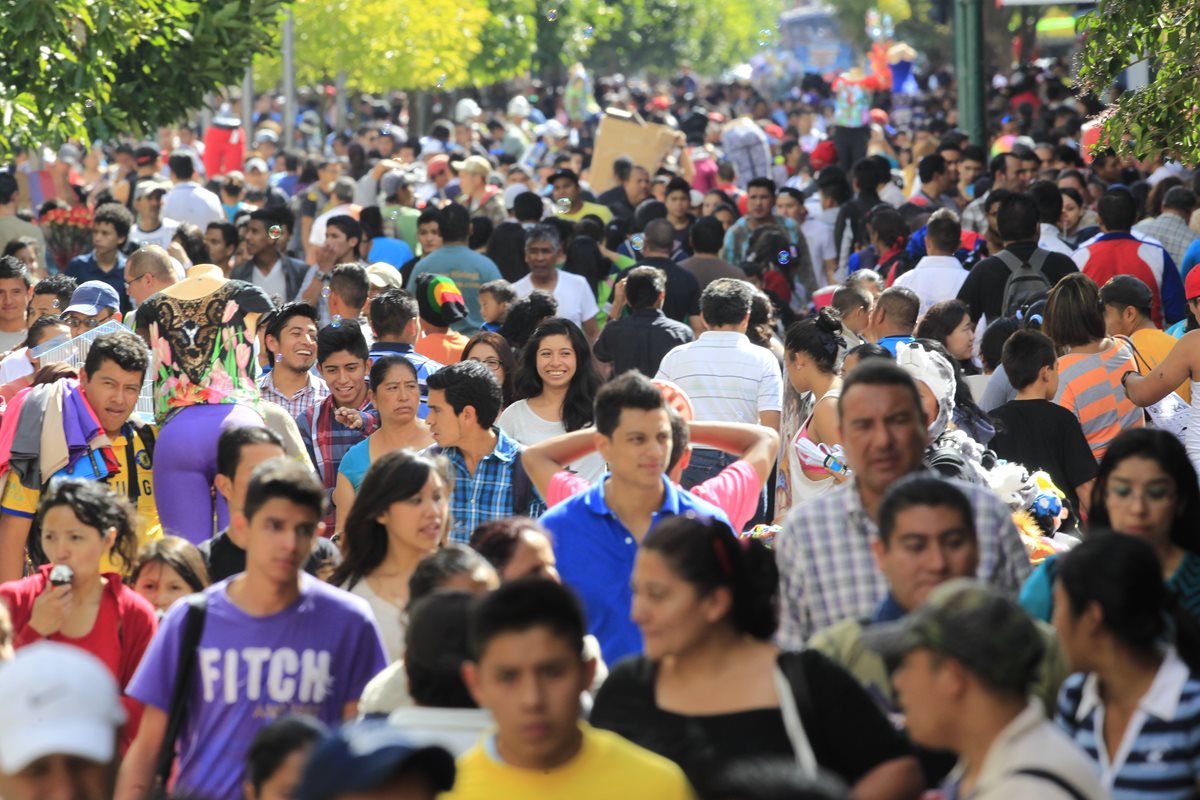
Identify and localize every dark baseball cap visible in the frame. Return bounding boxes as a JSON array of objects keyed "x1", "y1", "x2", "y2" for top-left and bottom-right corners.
[
  {"x1": 134, "y1": 145, "x2": 159, "y2": 167},
  {"x1": 862, "y1": 579, "x2": 1045, "y2": 695},
  {"x1": 1099, "y1": 275, "x2": 1153, "y2": 316},
  {"x1": 298, "y1": 721, "x2": 455, "y2": 800},
  {"x1": 548, "y1": 168, "x2": 580, "y2": 186}
]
